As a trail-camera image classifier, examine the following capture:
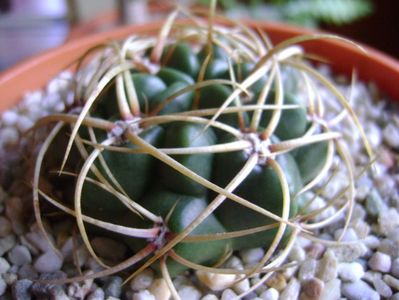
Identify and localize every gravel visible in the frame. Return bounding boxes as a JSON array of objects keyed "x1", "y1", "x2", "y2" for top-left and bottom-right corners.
[{"x1": 0, "y1": 45, "x2": 399, "y2": 299}]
